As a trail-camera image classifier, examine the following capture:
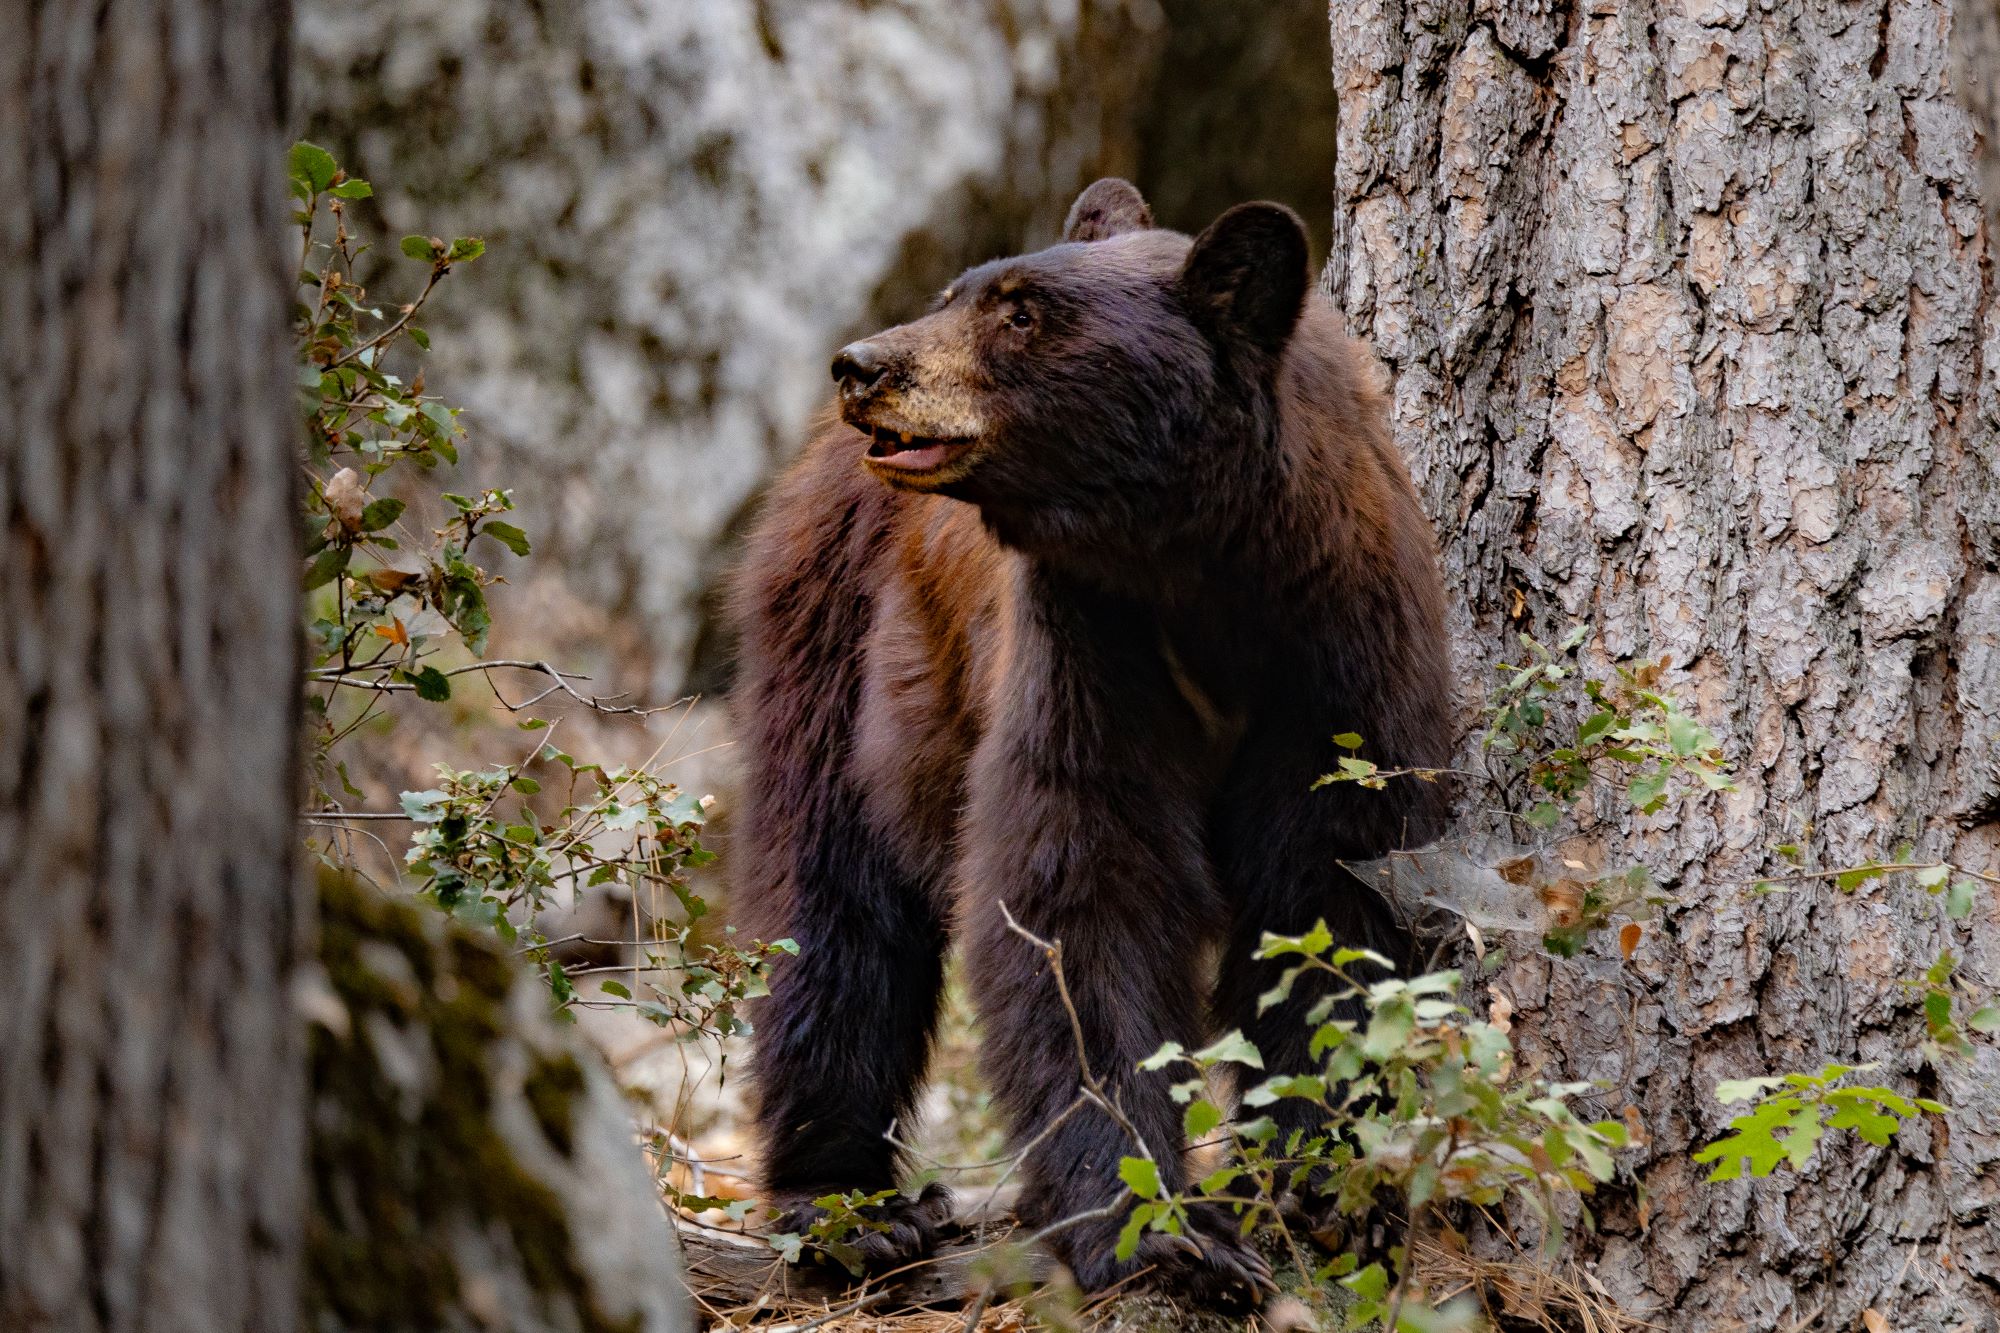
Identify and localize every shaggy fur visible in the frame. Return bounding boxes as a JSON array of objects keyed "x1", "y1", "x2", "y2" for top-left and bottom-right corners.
[{"x1": 728, "y1": 180, "x2": 1453, "y2": 1305}]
